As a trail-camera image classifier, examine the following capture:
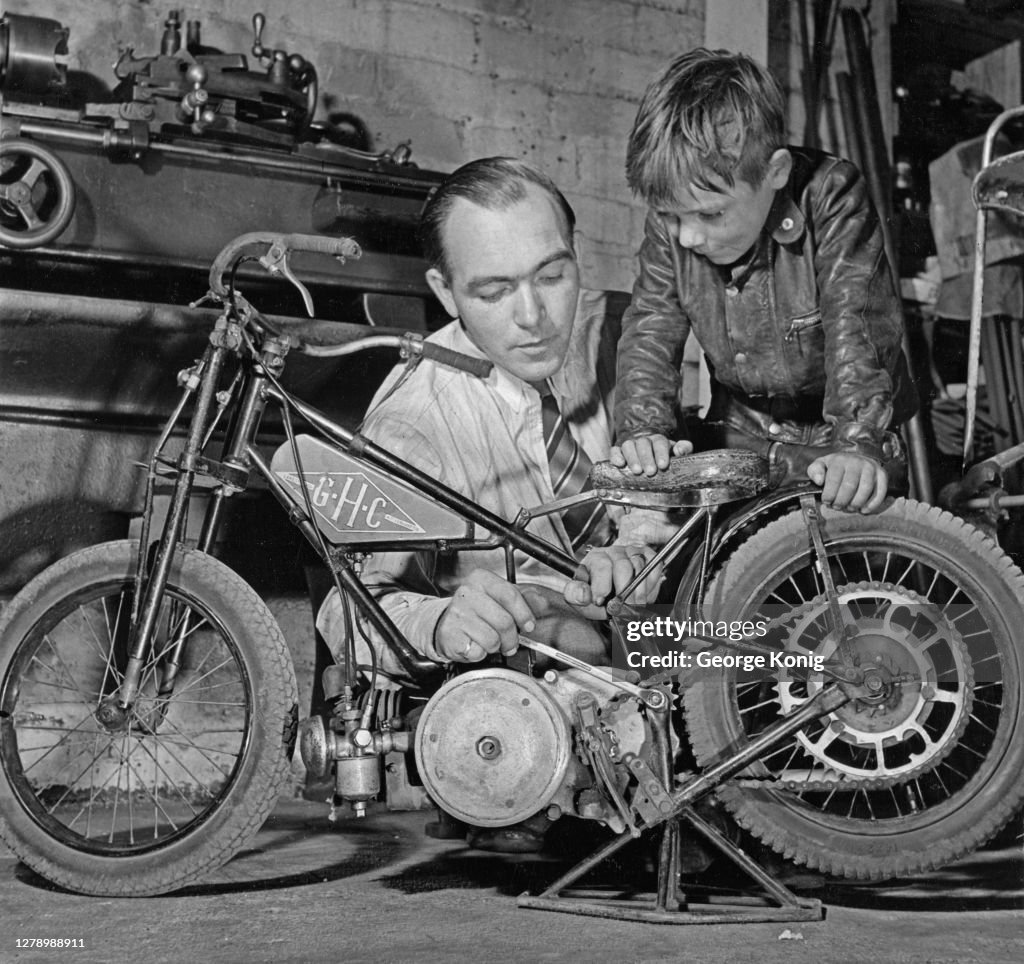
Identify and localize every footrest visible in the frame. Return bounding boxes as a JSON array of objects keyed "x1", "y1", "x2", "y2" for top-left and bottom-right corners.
[{"x1": 590, "y1": 449, "x2": 769, "y2": 508}]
